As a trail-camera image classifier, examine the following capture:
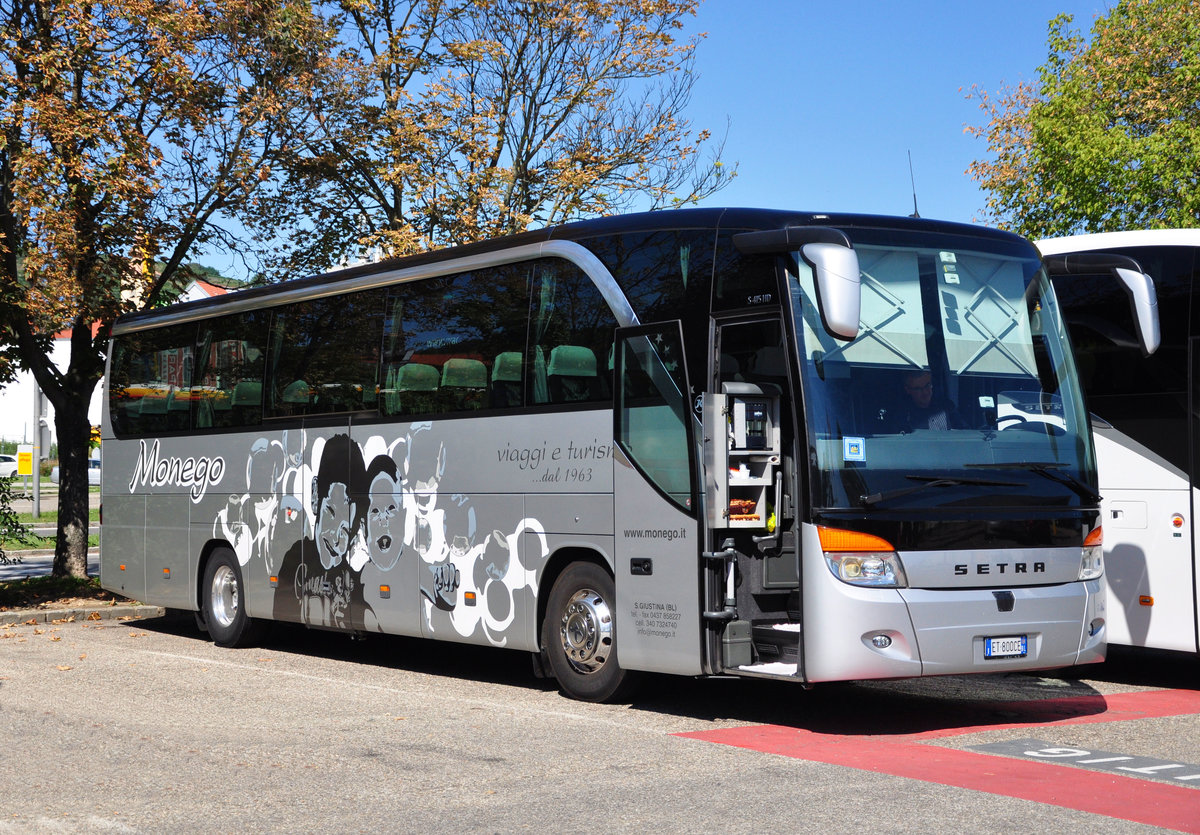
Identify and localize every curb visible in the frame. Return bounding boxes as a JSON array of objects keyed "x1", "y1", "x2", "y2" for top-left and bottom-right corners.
[{"x1": 0, "y1": 604, "x2": 165, "y2": 626}]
